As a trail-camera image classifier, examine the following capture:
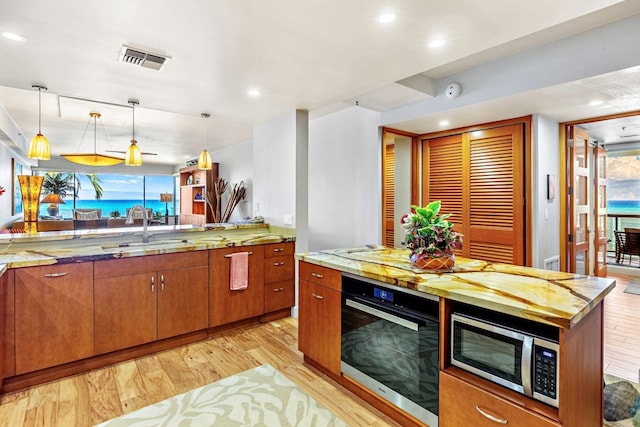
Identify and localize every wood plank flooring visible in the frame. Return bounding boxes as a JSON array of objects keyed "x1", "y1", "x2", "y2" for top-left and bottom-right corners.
[
  {"x1": 0, "y1": 274, "x2": 638, "y2": 427},
  {"x1": 603, "y1": 273, "x2": 640, "y2": 383},
  {"x1": 0, "y1": 318, "x2": 400, "y2": 427}
]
